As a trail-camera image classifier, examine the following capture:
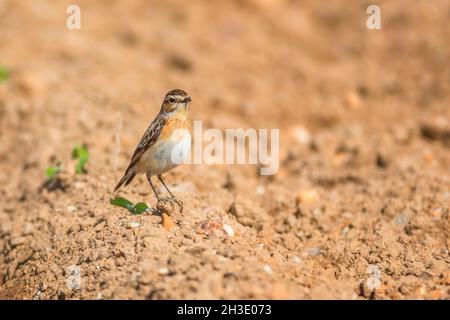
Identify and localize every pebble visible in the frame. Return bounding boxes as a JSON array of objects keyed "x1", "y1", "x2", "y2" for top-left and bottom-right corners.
[
  {"x1": 128, "y1": 221, "x2": 140, "y2": 229},
  {"x1": 394, "y1": 214, "x2": 408, "y2": 225},
  {"x1": 256, "y1": 185, "x2": 265, "y2": 195},
  {"x1": 307, "y1": 247, "x2": 321, "y2": 256},
  {"x1": 263, "y1": 264, "x2": 273, "y2": 275},
  {"x1": 73, "y1": 181, "x2": 85, "y2": 190},
  {"x1": 222, "y1": 224, "x2": 235, "y2": 237},
  {"x1": 345, "y1": 90, "x2": 362, "y2": 109},
  {"x1": 297, "y1": 189, "x2": 319, "y2": 204},
  {"x1": 161, "y1": 213, "x2": 176, "y2": 230},
  {"x1": 158, "y1": 267, "x2": 170, "y2": 275},
  {"x1": 11, "y1": 236, "x2": 27, "y2": 246},
  {"x1": 67, "y1": 205, "x2": 77, "y2": 213},
  {"x1": 291, "y1": 126, "x2": 312, "y2": 145},
  {"x1": 22, "y1": 223, "x2": 33, "y2": 235}
]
